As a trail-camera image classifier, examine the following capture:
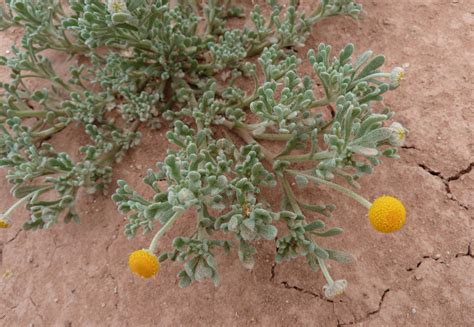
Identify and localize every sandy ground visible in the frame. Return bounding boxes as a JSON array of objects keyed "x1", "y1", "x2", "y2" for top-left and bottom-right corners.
[{"x1": 0, "y1": 0, "x2": 473, "y2": 326}]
